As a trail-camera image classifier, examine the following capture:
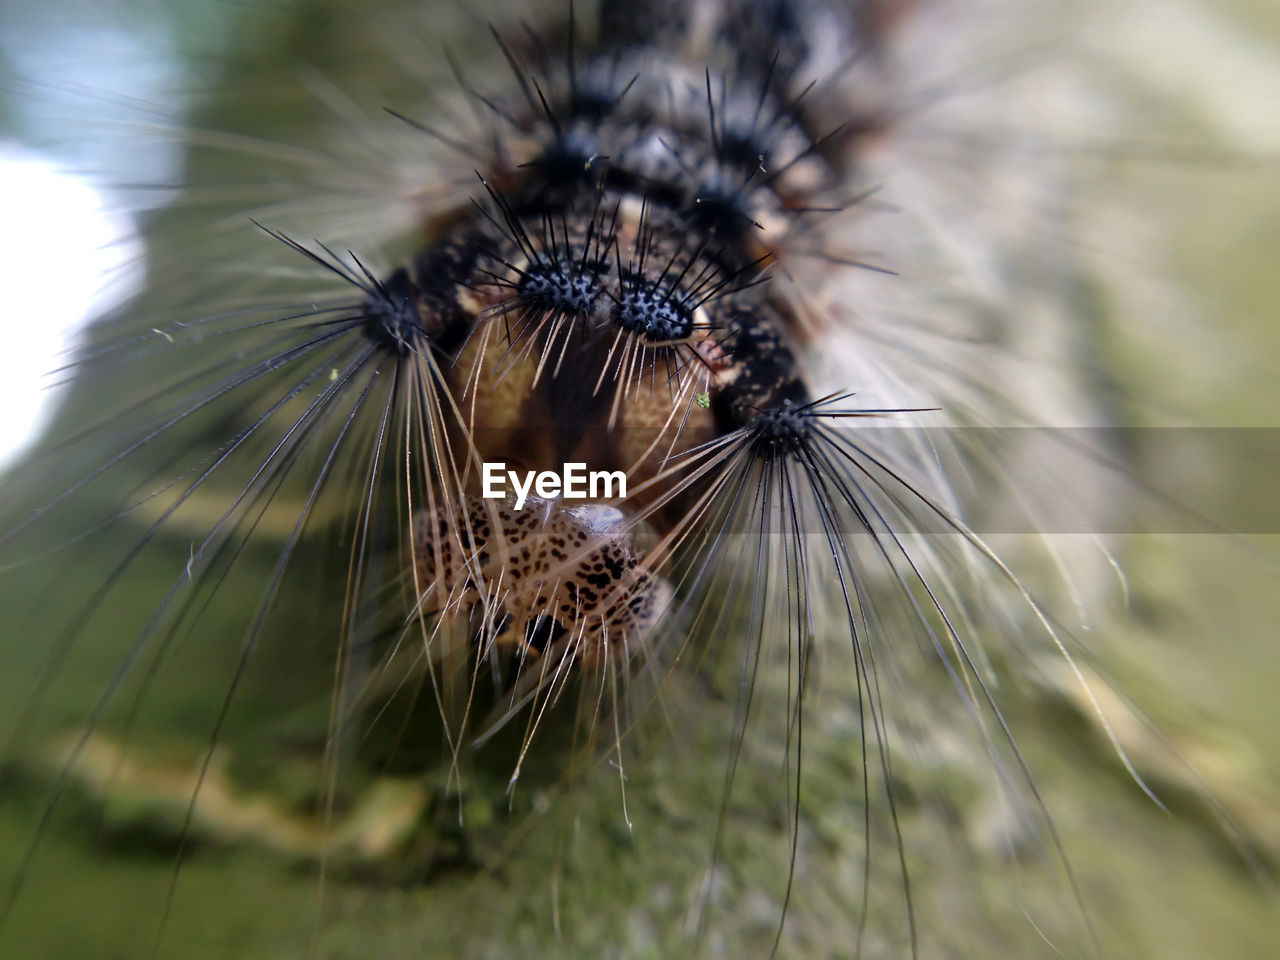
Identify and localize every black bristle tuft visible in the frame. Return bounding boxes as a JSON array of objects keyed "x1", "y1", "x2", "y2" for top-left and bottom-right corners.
[{"x1": 361, "y1": 267, "x2": 426, "y2": 356}]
